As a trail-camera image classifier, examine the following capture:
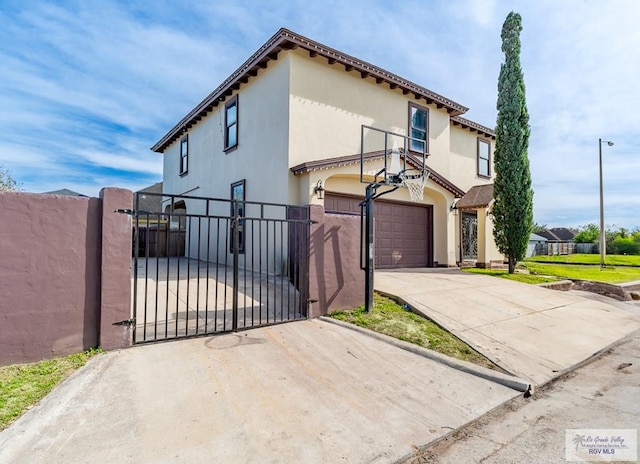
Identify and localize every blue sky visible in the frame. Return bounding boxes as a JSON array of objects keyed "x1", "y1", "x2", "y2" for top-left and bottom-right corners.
[{"x1": 1, "y1": 0, "x2": 638, "y2": 229}]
